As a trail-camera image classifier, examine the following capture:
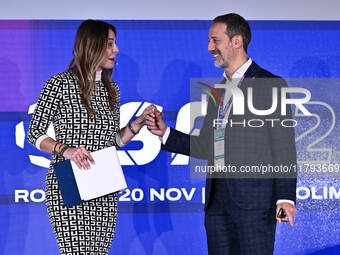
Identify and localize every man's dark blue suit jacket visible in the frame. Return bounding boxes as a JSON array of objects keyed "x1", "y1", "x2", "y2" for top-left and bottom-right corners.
[{"x1": 161, "y1": 61, "x2": 297, "y2": 211}]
